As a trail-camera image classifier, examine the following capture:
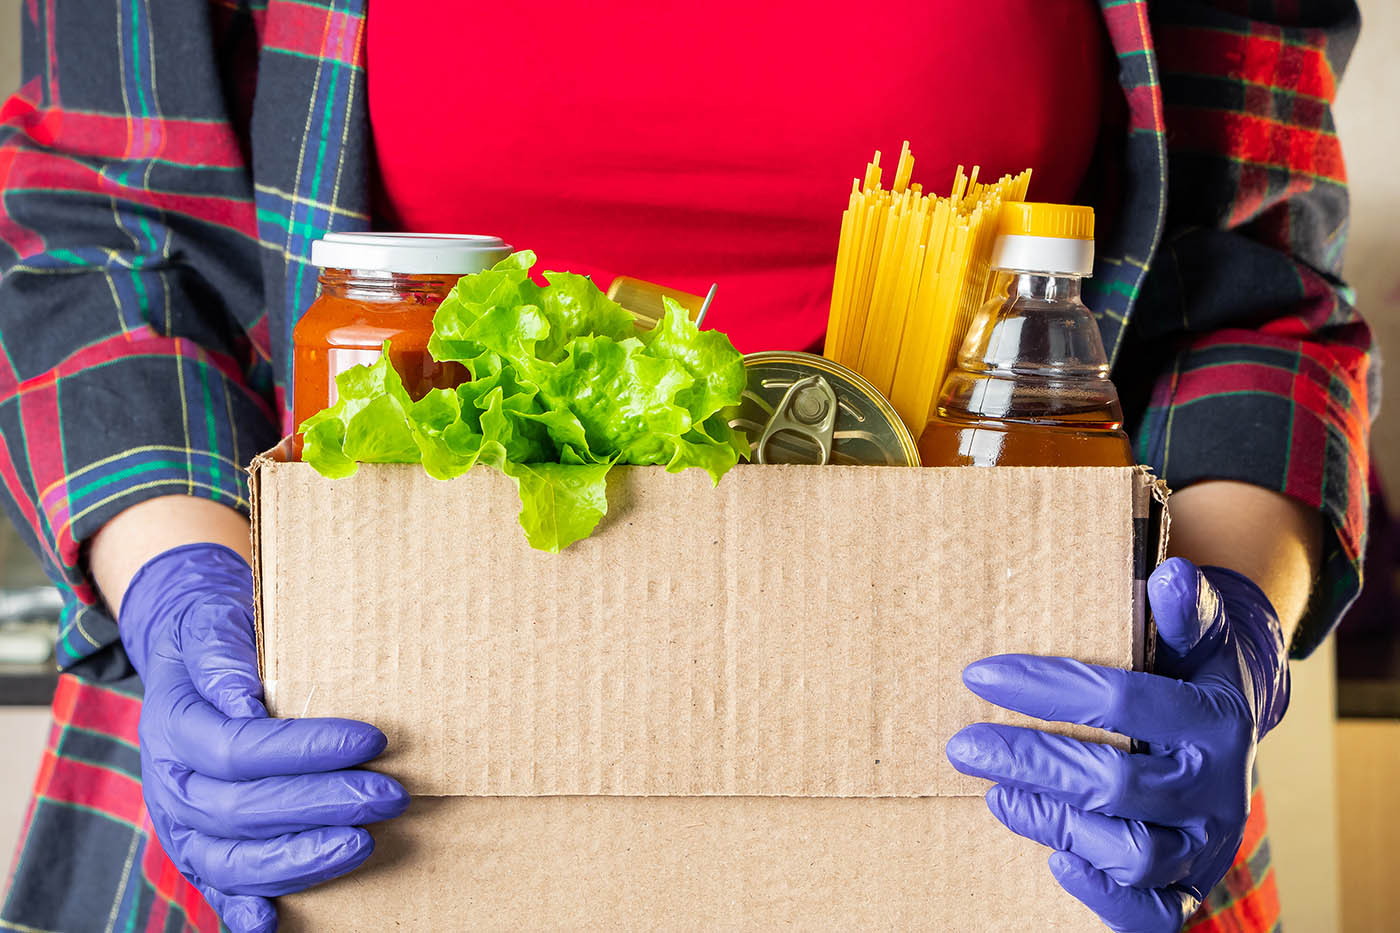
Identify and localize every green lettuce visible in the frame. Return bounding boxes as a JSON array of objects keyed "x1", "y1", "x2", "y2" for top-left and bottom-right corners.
[{"x1": 300, "y1": 251, "x2": 748, "y2": 551}]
